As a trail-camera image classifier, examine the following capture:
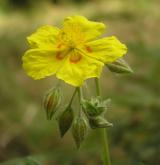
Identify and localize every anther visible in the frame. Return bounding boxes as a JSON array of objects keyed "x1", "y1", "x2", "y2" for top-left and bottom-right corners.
[
  {"x1": 70, "y1": 53, "x2": 82, "y2": 63},
  {"x1": 86, "y1": 46, "x2": 92, "y2": 53},
  {"x1": 56, "y1": 52, "x2": 65, "y2": 60}
]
